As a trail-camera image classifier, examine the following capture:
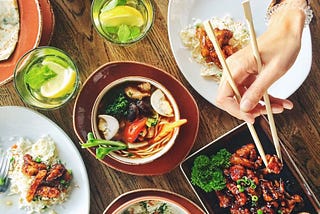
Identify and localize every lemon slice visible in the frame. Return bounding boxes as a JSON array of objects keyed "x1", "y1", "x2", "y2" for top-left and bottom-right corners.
[
  {"x1": 99, "y1": 5, "x2": 144, "y2": 27},
  {"x1": 40, "y1": 61, "x2": 76, "y2": 99},
  {"x1": 150, "y1": 89, "x2": 174, "y2": 117}
]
